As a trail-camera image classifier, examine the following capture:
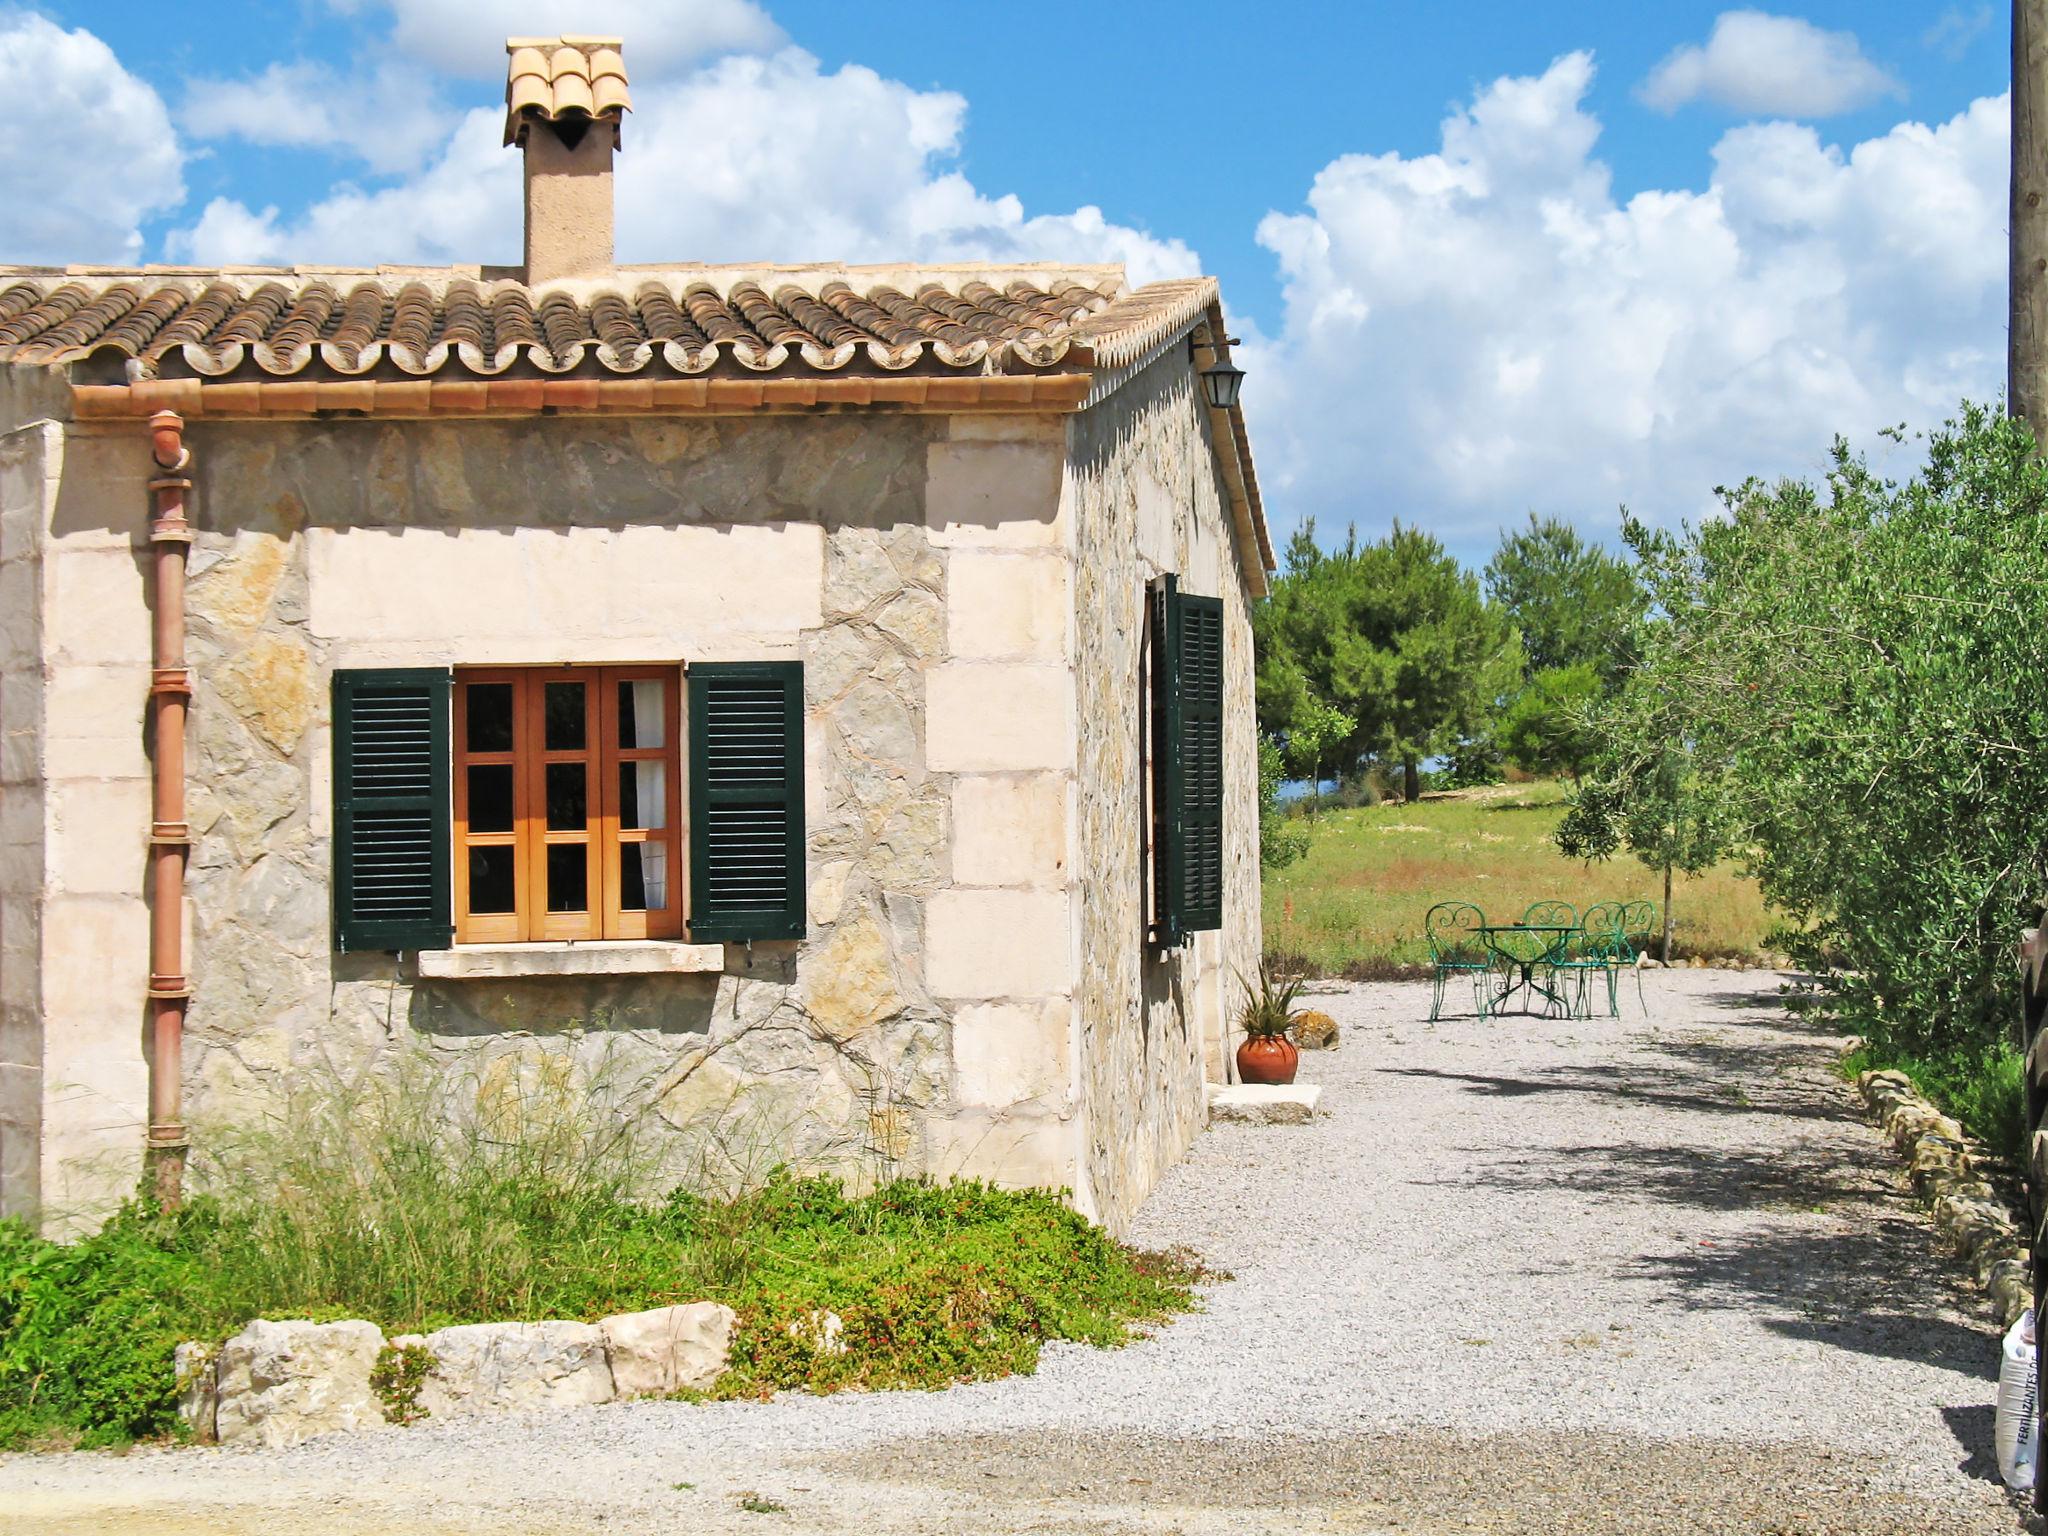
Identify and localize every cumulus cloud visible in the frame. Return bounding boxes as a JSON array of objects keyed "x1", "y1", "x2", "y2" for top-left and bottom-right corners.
[
  {"x1": 0, "y1": 13, "x2": 183, "y2": 264},
  {"x1": 1248, "y1": 53, "x2": 2005, "y2": 553},
  {"x1": 326, "y1": 0, "x2": 785, "y2": 78},
  {"x1": 1641, "y1": 11, "x2": 1902, "y2": 118},
  {"x1": 179, "y1": 59, "x2": 452, "y2": 174},
  {"x1": 170, "y1": 48, "x2": 1196, "y2": 283}
]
